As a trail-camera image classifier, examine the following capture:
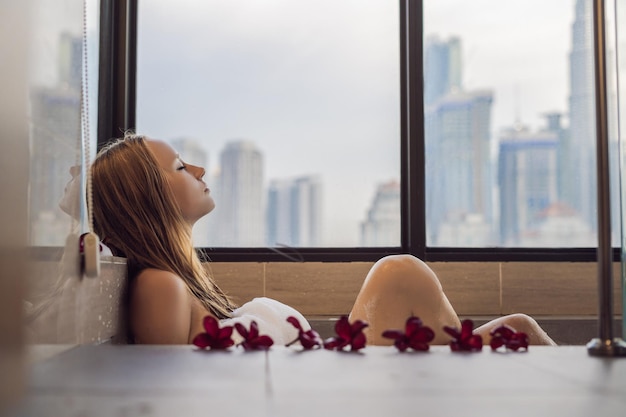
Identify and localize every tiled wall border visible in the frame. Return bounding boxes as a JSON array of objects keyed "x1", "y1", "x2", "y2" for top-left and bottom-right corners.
[
  {"x1": 27, "y1": 260, "x2": 624, "y2": 344},
  {"x1": 212, "y1": 261, "x2": 624, "y2": 317}
]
